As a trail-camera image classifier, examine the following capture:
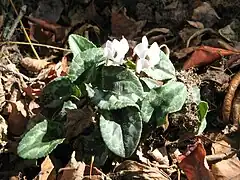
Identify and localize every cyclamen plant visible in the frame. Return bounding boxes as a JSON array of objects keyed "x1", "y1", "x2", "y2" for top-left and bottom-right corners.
[{"x1": 17, "y1": 34, "x2": 208, "y2": 166}]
